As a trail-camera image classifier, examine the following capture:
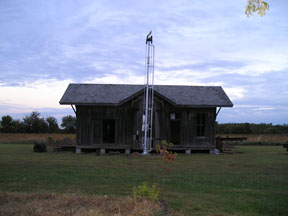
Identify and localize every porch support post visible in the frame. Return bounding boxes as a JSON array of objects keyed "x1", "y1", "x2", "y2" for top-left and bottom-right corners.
[
  {"x1": 76, "y1": 147, "x2": 82, "y2": 154},
  {"x1": 100, "y1": 148, "x2": 105, "y2": 155},
  {"x1": 215, "y1": 107, "x2": 222, "y2": 120},
  {"x1": 71, "y1": 105, "x2": 76, "y2": 114}
]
